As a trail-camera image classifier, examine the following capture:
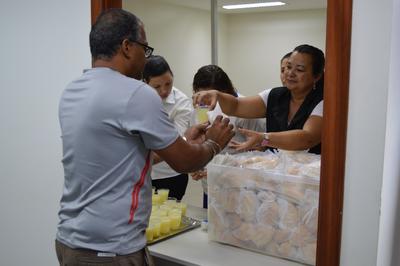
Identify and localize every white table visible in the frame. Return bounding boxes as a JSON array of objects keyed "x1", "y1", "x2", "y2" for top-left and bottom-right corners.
[{"x1": 148, "y1": 206, "x2": 305, "y2": 266}]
